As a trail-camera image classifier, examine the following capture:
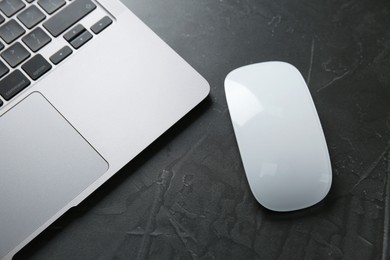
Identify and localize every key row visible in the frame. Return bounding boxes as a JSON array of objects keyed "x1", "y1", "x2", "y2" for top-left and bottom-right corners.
[
  {"x1": 0, "y1": 0, "x2": 65, "y2": 18},
  {"x1": 0, "y1": 55, "x2": 52, "y2": 101},
  {"x1": 0, "y1": 16, "x2": 113, "y2": 106},
  {"x1": 0, "y1": 16, "x2": 112, "y2": 72},
  {"x1": 0, "y1": 25, "x2": 51, "y2": 53},
  {"x1": 0, "y1": 0, "x2": 96, "y2": 48}
]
